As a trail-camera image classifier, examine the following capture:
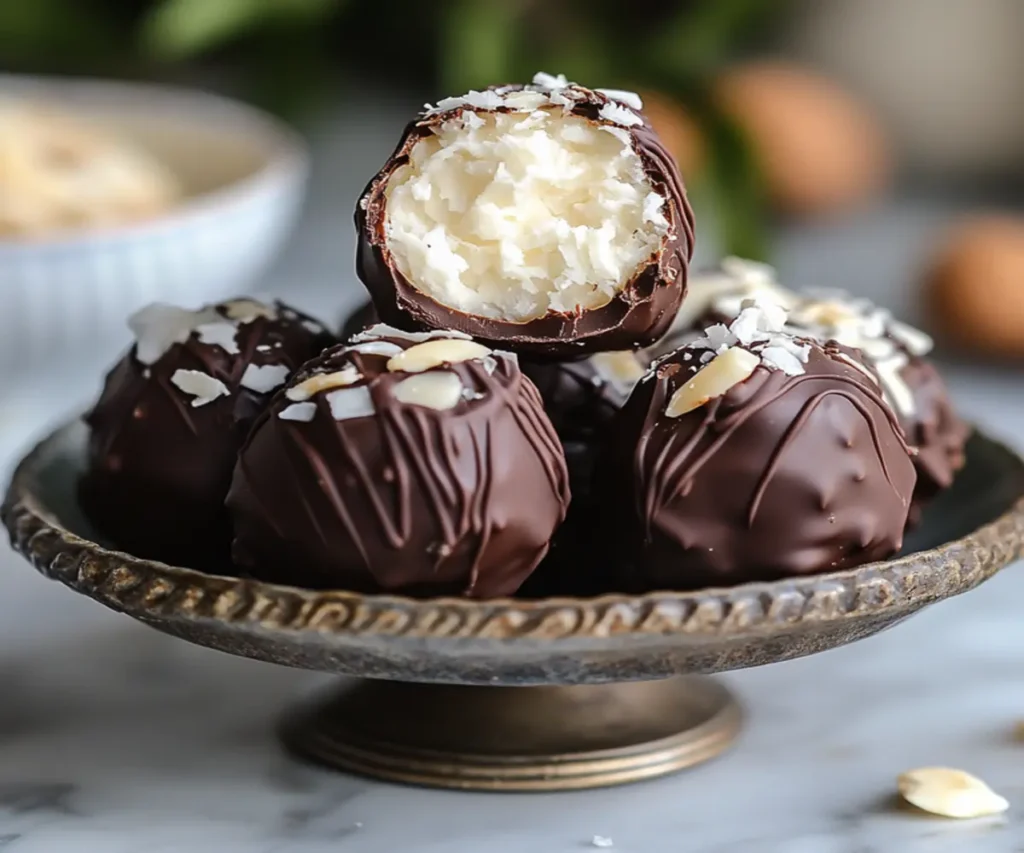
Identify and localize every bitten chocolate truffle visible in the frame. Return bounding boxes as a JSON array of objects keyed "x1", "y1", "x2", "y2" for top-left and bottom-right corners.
[
  {"x1": 648, "y1": 258, "x2": 968, "y2": 512},
  {"x1": 355, "y1": 72, "x2": 695, "y2": 357},
  {"x1": 80, "y1": 299, "x2": 335, "y2": 566},
  {"x1": 606, "y1": 304, "x2": 916, "y2": 590},
  {"x1": 226, "y1": 324, "x2": 571, "y2": 598}
]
